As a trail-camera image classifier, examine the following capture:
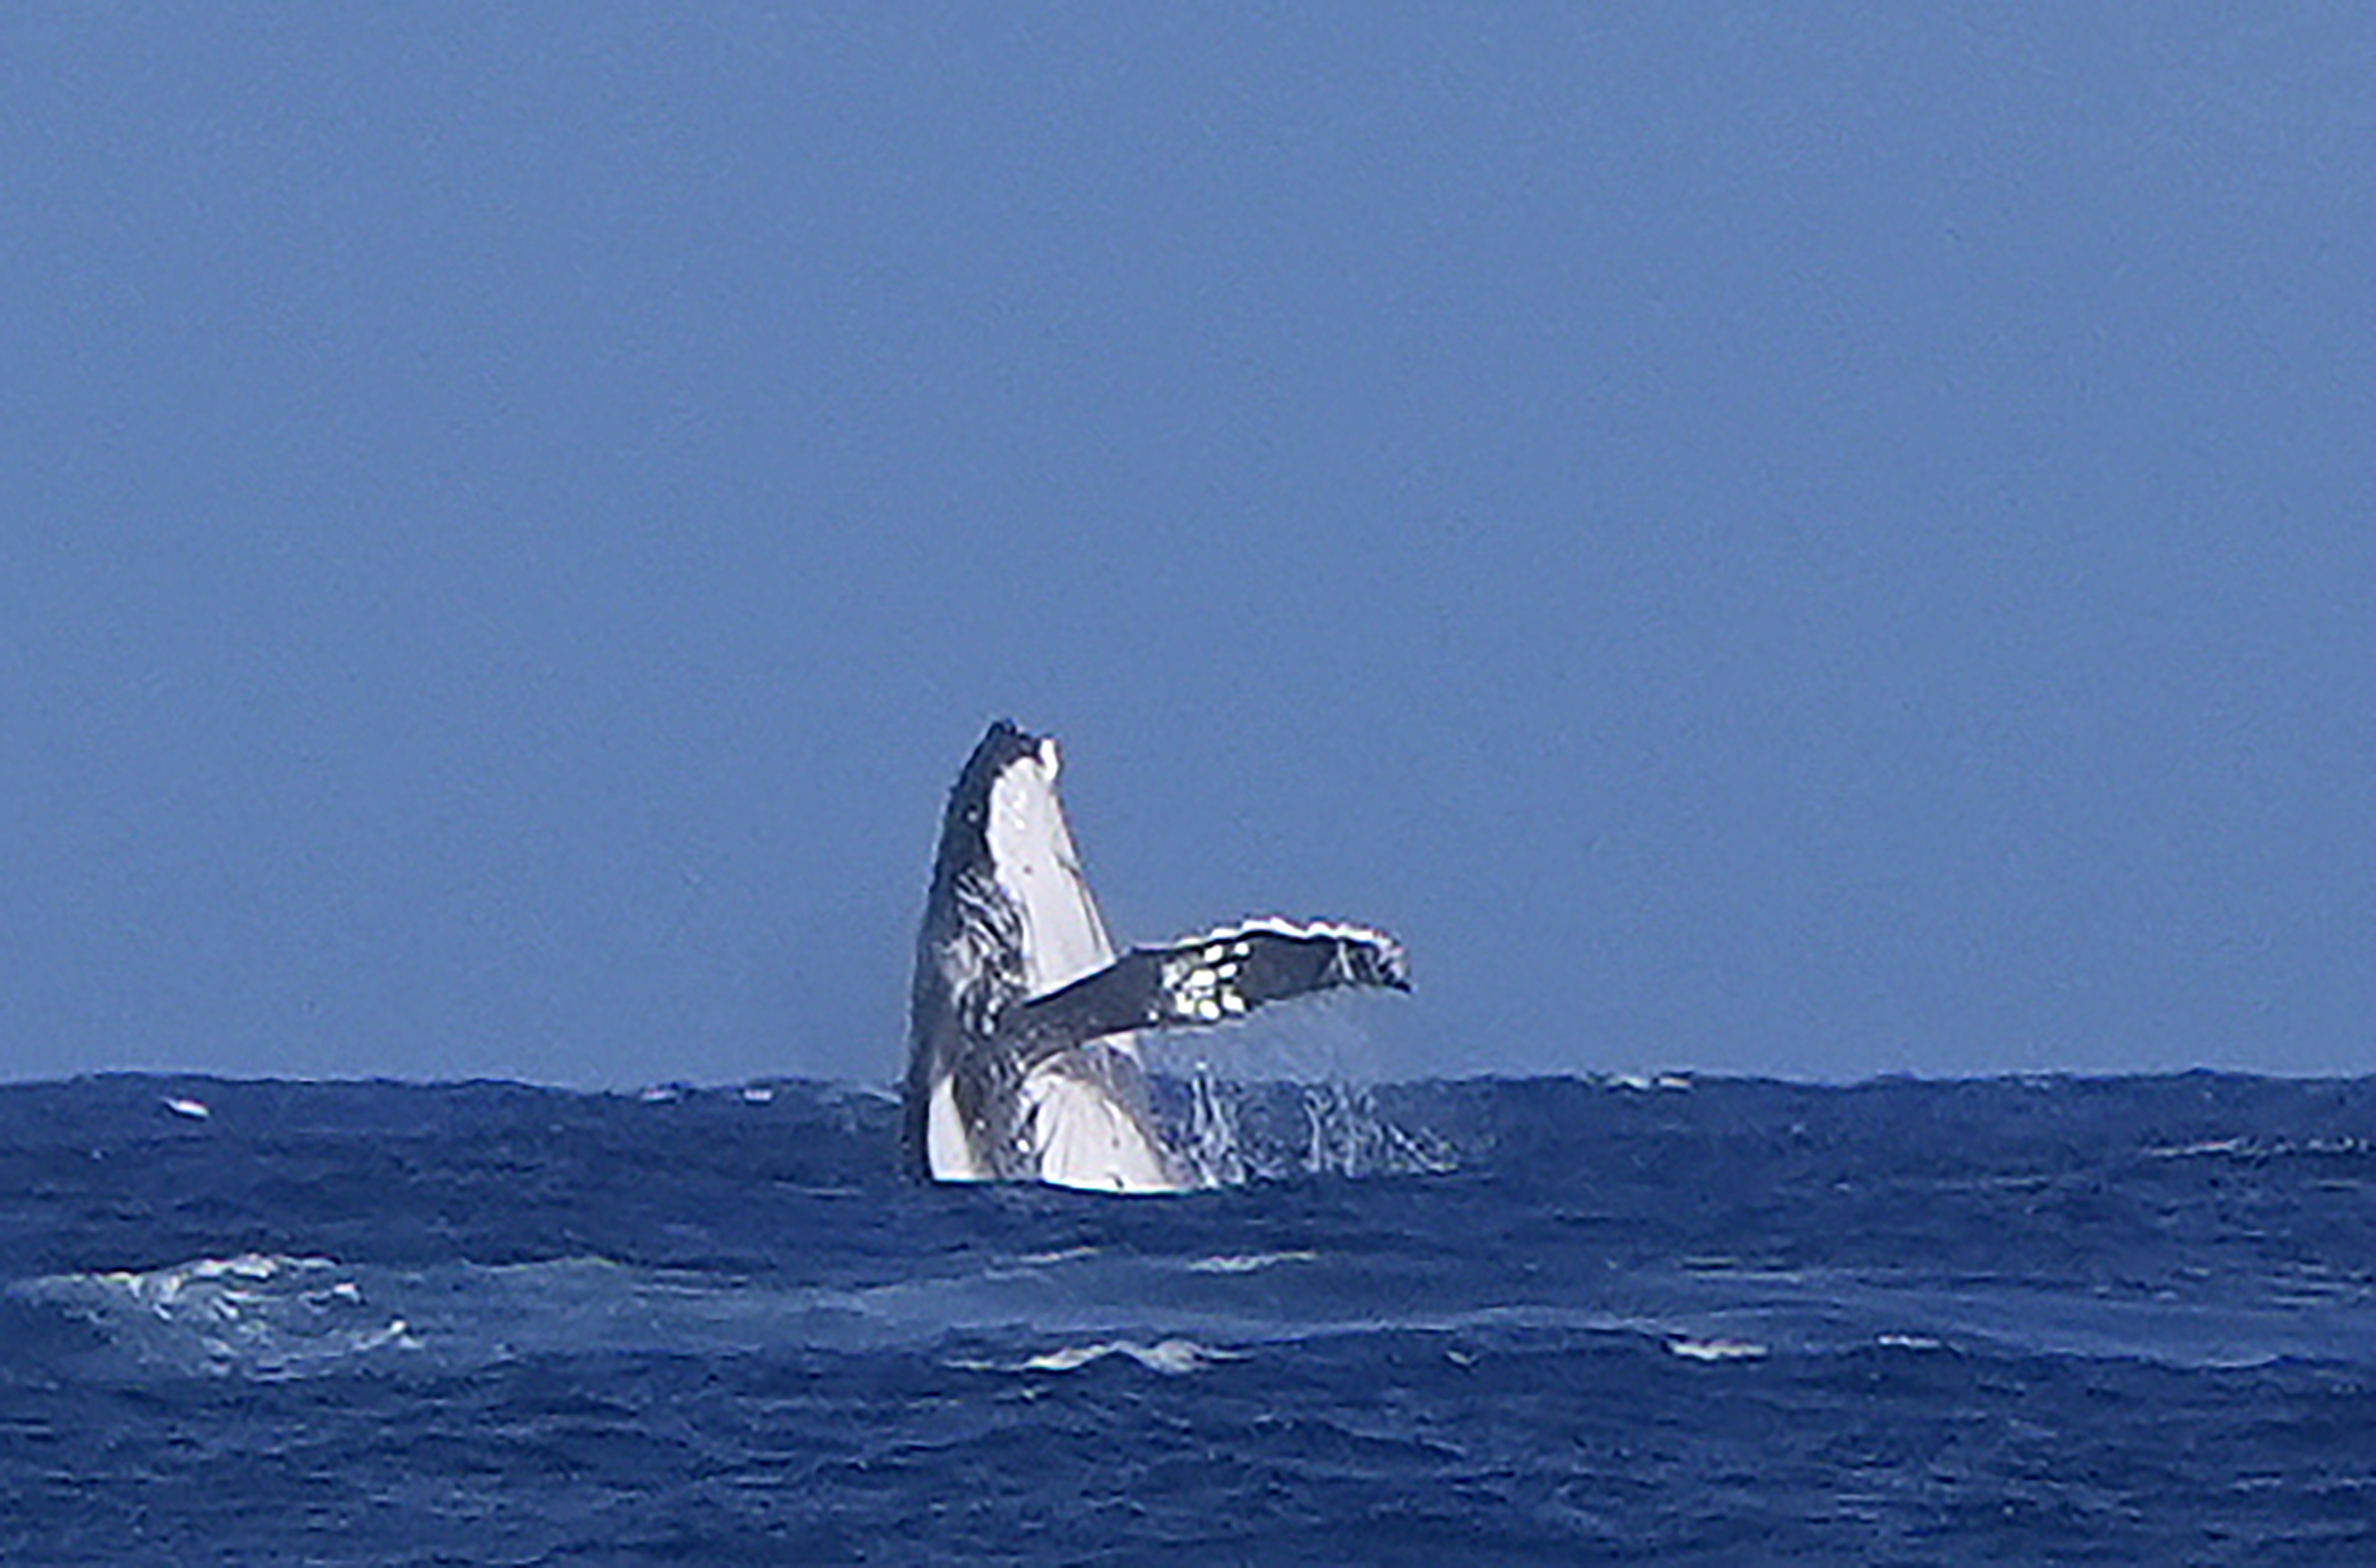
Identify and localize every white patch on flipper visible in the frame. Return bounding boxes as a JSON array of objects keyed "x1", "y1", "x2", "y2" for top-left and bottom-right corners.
[
  {"x1": 1161, "y1": 953, "x2": 1247, "y2": 1022},
  {"x1": 1163, "y1": 915, "x2": 1410, "y2": 989}
]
